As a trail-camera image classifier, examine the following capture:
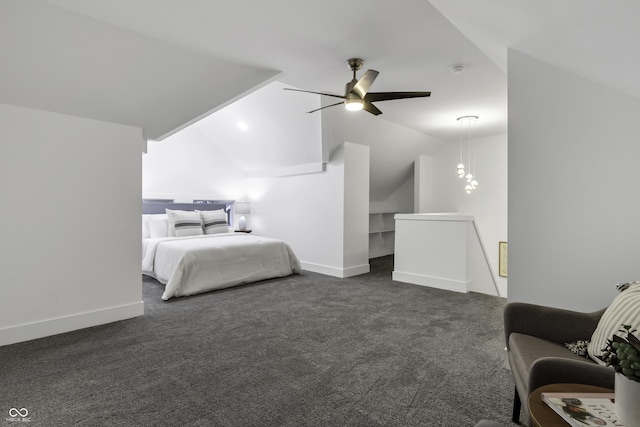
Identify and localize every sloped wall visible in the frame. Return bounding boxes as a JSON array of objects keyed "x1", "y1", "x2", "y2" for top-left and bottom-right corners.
[
  {"x1": 0, "y1": 0, "x2": 279, "y2": 141},
  {"x1": 142, "y1": 81, "x2": 323, "y2": 202},
  {"x1": 143, "y1": 125, "x2": 246, "y2": 202},
  {"x1": 321, "y1": 104, "x2": 443, "y2": 204}
]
